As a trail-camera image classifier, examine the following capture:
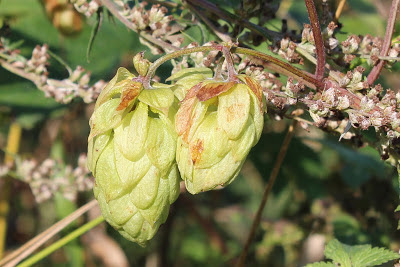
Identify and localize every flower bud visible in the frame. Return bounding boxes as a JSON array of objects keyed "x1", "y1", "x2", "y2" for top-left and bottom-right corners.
[
  {"x1": 133, "y1": 52, "x2": 151, "y2": 76},
  {"x1": 88, "y1": 67, "x2": 180, "y2": 246},
  {"x1": 174, "y1": 72, "x2": 264, "y2": 194}
]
